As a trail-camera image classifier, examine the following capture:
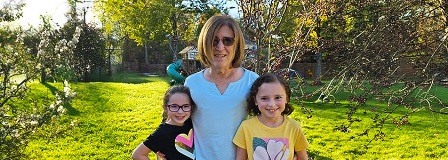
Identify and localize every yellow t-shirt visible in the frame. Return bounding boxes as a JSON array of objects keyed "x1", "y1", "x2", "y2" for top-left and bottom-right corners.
[{"x1": 233, "y1": 115, "x2": 309, "y2": 160}]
